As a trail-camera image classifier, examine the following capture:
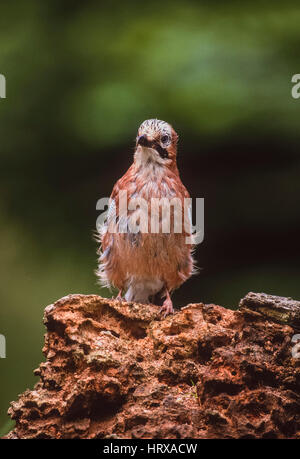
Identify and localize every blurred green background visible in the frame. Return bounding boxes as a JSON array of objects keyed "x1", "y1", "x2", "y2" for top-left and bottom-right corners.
[{"x1": 1, "y1": 0, "x2": 300, "y2": 435}]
